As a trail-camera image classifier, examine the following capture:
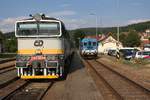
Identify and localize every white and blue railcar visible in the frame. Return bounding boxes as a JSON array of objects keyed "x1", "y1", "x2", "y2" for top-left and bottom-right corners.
[{"x1": 80, "y1": 38, "x2": 98, "y2": 57}]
